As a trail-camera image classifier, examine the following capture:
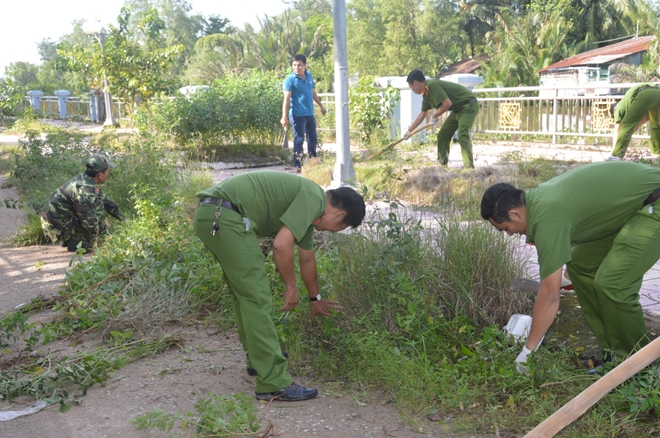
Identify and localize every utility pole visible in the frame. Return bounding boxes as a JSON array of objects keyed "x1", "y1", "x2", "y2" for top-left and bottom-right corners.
[{"x1": 331, "y1": 0, "x2": 356, "y2": 187}]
